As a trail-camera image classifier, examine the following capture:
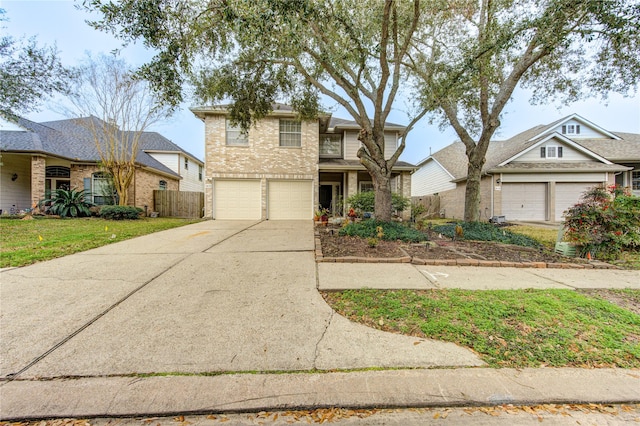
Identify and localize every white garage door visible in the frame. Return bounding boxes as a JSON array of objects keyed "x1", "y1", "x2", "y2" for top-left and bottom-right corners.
[
  {"x1": 268, "y1": 180, "x2": 313, "y2": 220},
  {"x1": 214, "y1": 179, "x2": 261, "y2": 220},
  {"x1": 555, "y1": 182, "x2": 599, "y2": 221},
  {"x1": 502, "y1": 183, "x2": 547, "y2": 221}
]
